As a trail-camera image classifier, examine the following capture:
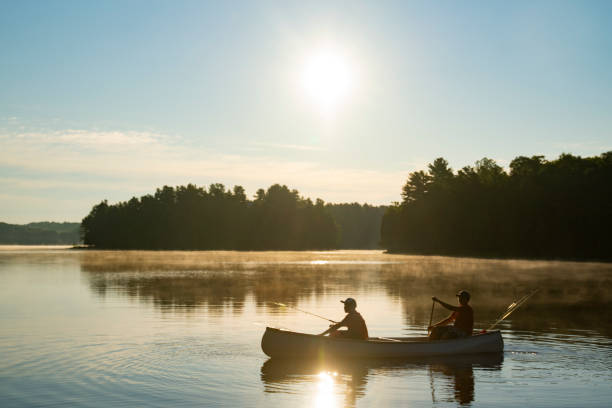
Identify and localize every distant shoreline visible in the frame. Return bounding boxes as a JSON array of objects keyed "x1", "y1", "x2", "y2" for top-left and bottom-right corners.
[
  {"x1": 0, "y1": 221, "x2": 80, "y2": 246},
  {"x1": 0, "y1": 244, "x2": 74, "y2": 250}
]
